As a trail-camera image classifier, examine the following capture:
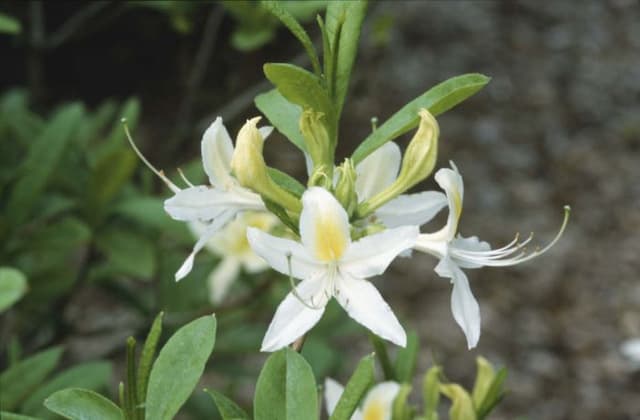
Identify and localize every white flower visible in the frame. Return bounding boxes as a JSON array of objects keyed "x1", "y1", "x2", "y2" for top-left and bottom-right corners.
[
  {"x1": 247, "y1": 187, "x2": 418, "y2": 351},
  {"x1": 355, "y1": 142, "x2": 447, "y2": 228},
  {"x1": 414, "y1": 162, "x2": 569, "y2": 349},
  {"x1": 190, "y1": 211, "x2": 278, "y2": 304},
  {"x1": 324, "y1": 378, "x2": 400, "y2": 420},
  {"x1": 162, "y1": 117, "x2": 274, "y2": 281}
]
